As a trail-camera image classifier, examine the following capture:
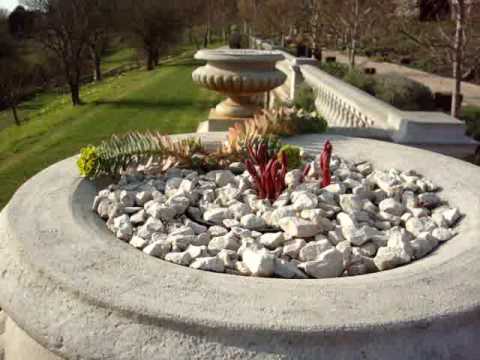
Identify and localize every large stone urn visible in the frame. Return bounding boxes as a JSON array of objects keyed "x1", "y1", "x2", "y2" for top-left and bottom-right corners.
[{"x1": 192, "y1": 49, "x2": 286, "y2": 131}]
